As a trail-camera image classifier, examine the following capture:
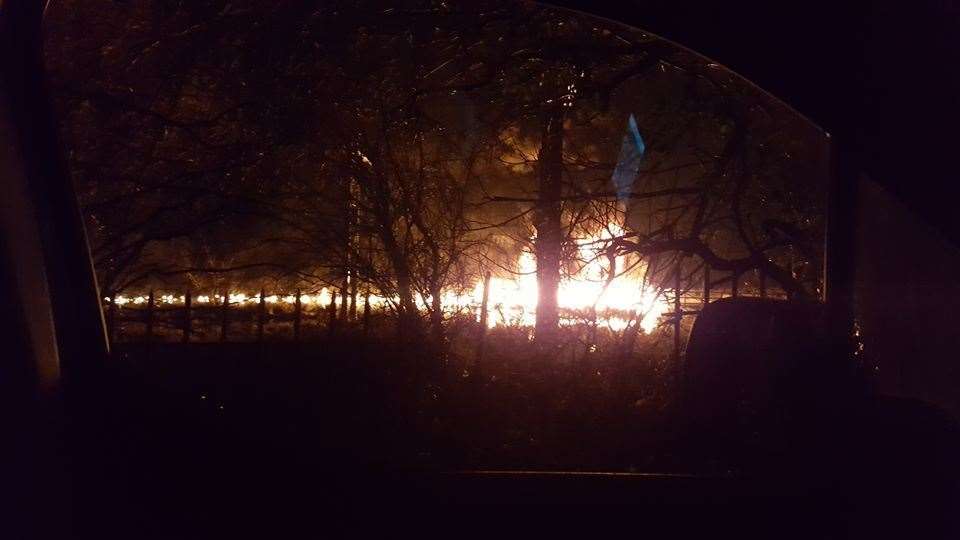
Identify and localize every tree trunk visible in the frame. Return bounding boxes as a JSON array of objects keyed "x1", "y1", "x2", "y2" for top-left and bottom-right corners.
[
  {"x1": 340, "y1": 176, "x2": 354, "y2": 322},
  {"x1": 362, "y1": 292, "x2": 371, "y2": 337},
  {"x1": 348, "y1": 273, "x2": 358, "y2": 321},
  {"x1": 534, "y1": 106, "x2": 564, "y2": 347},
  {"x1": 370, "y1": 195, "x2": 423, "y2": 342},
  {"x1": 393, "y1": 261, "x2": 421, "y2": 341}
]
